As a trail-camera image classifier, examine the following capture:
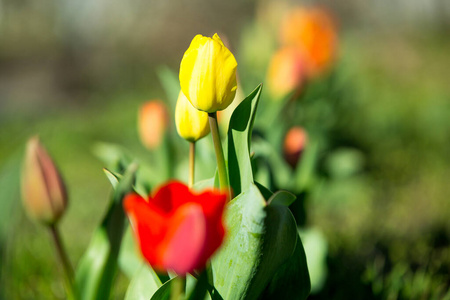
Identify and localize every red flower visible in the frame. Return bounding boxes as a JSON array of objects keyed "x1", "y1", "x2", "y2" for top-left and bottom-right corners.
[{"x1": 123, "y1": 181, "x2": 227, "y2": 275}]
